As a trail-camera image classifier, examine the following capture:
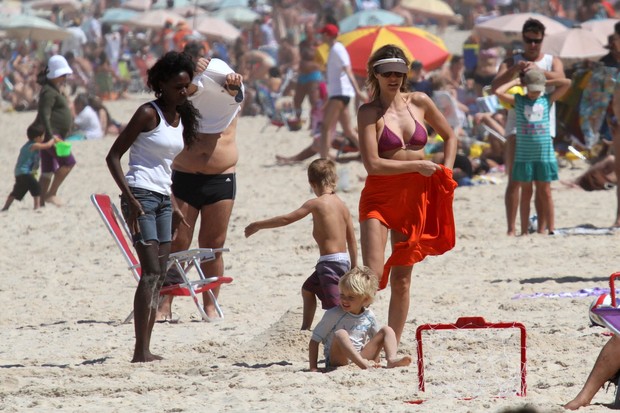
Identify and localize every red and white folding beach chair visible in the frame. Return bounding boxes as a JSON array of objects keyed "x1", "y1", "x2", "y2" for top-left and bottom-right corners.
[{"x1": 90, "y1": 193, "x2": 233, "y2": 323}]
